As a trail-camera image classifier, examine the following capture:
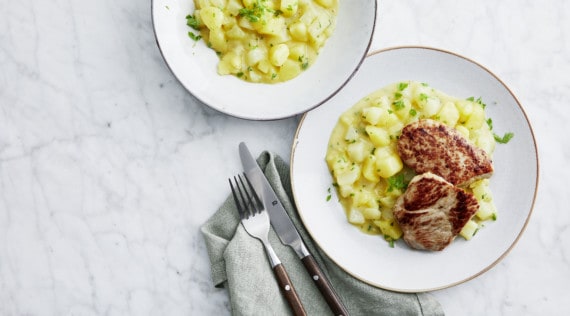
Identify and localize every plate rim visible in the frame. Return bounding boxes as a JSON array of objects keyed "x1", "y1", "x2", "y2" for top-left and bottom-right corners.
[
  {"x1": 151, "y1": 0, "x2": 378, "y2": 121},
  {"x1": 289, "y1": 45, "x2": 540, "y2": 292}
]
